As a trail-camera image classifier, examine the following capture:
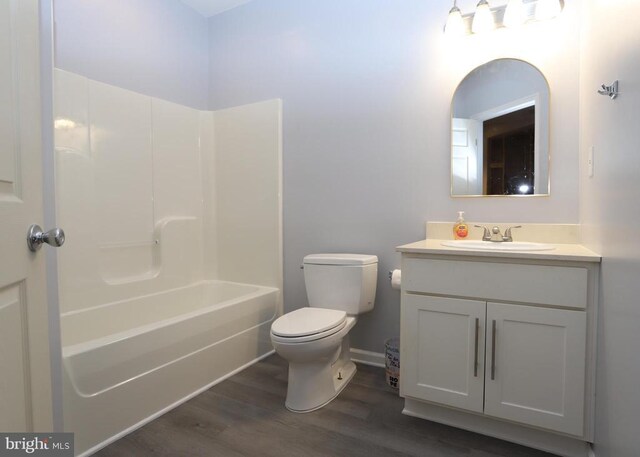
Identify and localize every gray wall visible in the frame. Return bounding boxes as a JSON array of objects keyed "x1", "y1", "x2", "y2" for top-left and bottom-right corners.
[
  {"x1": 580, "y1": 2, "x2": 640, "y2": 456},
  {"x1": 52, "y1": 0, "x2": 584, "y2": 354},
  {"x1": 54, "y1": 0, "x2": 210, "y2": 110},
  {"x1": 208, "y1": 0, "x2": 583, "y2": 352}
]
